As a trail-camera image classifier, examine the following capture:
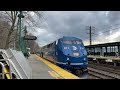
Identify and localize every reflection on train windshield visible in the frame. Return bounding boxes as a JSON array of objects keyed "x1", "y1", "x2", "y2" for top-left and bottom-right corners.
[{"x1": 62, "y1": 40, "x2": 81, "y2": 44}]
